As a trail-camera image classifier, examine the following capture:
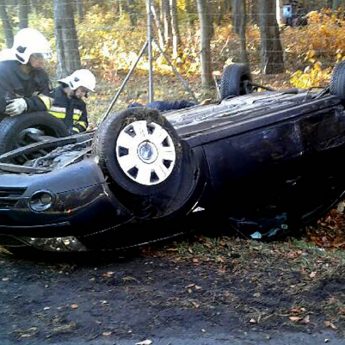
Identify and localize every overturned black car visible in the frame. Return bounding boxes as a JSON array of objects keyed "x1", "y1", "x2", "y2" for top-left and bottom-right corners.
[{"x1": 1, "y1": 62, "x2": 345, "y2": 253}]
